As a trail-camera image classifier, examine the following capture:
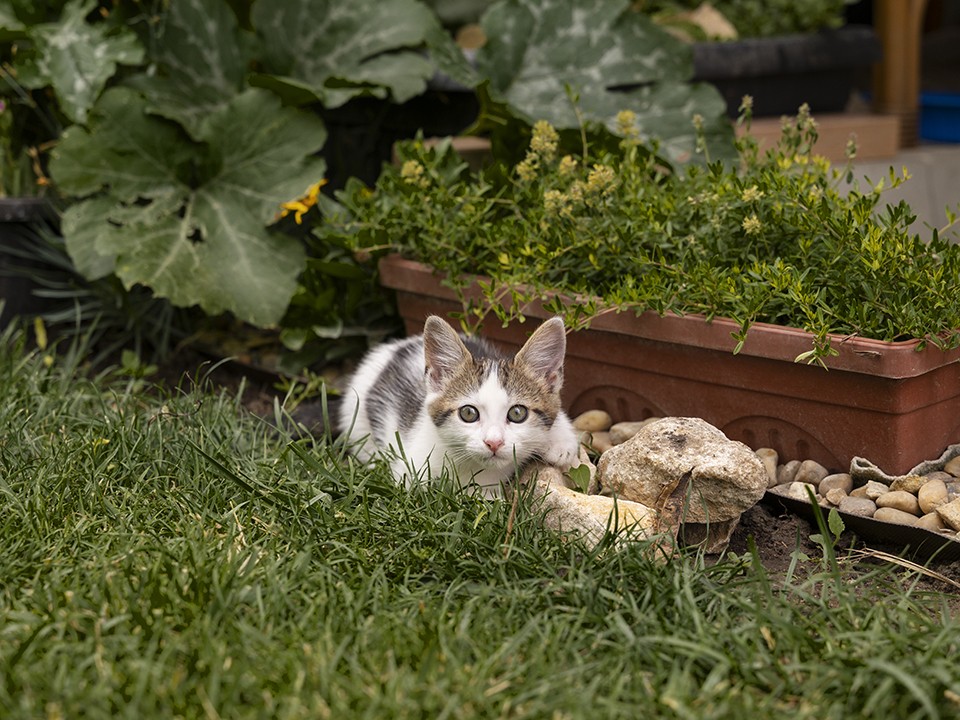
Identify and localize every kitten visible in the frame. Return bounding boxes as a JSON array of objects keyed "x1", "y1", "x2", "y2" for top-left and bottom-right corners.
[{"x1": 338, "y1": 315, "x2": 582, "y2": 498}]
